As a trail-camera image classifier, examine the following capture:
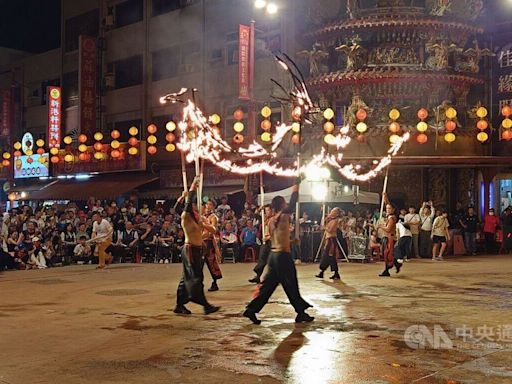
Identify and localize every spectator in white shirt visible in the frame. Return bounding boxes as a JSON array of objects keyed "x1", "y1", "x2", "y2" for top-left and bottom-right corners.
[
  {"x1": 404, "y1": 206, "x2": 421, "y2": 259},
  {"x1": 419, "y1": 201, "x2": 435, "y2": 258},
  {"x1": 73, "y1": 236, "x2": 92, "y2": 264},
  {"x1": 431, "y1": 209, "x2": 450, "y2": 261}
]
